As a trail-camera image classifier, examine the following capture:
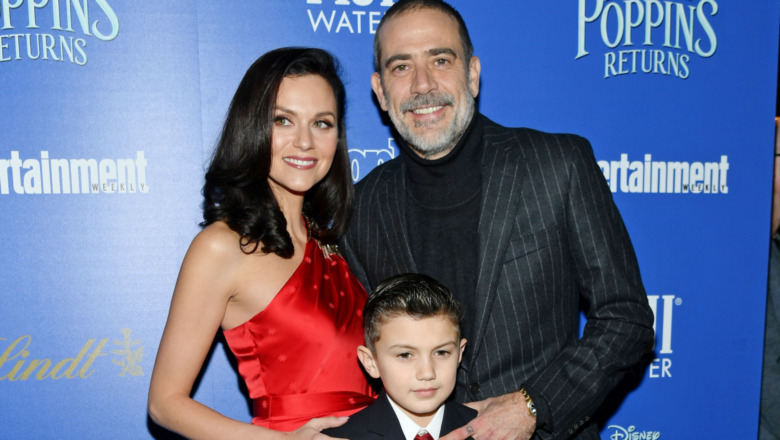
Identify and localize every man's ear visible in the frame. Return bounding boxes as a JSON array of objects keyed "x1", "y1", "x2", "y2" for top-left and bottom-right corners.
[
  {"x1": 458, "y1": 338, "x2": 467, "y2": 363},
  {"x1": 357, "y1": 345, "x2": 381, "y2": 379},
  {"x1": 468, "y1": 56, "x2": 481, "y2": 99},
  {"x1": 371, "y1": 72, "x2": 388, "y2": 111}
]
